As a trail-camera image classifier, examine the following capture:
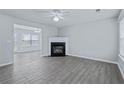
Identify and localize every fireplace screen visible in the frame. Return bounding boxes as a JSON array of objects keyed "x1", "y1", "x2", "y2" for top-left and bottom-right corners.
[{"x1": 51, "y1": 42, "x2": 65, "y2": 56}]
